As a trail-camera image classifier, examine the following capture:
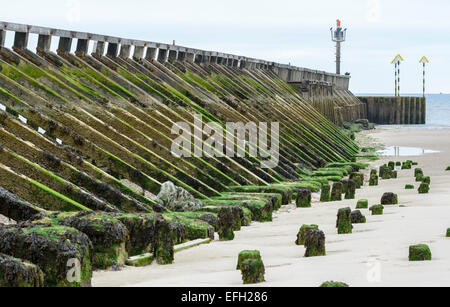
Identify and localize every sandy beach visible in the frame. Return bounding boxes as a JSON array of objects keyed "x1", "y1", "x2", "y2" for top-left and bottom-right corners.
[{"x1": 92, "y1": 126, "x2": 450, "y2": 287}]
